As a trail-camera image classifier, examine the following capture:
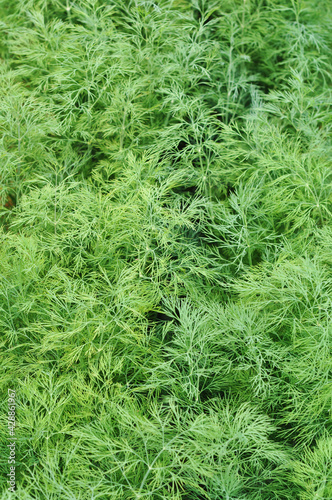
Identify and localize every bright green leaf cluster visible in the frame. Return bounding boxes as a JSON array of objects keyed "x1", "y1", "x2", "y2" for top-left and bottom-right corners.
[{"x1": 0, "y1": 0, "x2": 331, "y2": 498}]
